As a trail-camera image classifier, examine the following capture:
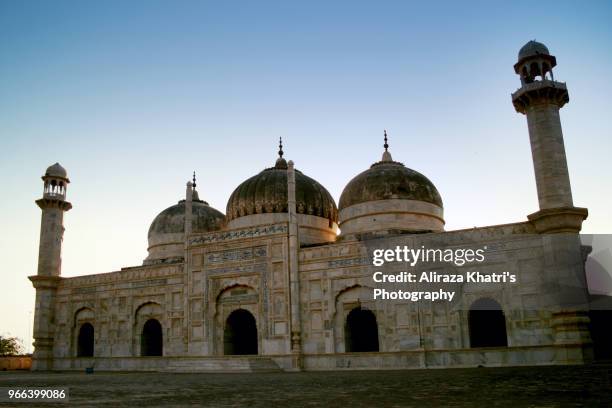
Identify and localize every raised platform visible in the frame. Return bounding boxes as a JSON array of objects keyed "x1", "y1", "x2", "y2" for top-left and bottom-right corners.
[
  {"x1": 53, "y1": 356, "x2": 282, "y2": 373},
  {"x1": 163, "y1": 357, "x2": 282, "y2": 373},
  {"x1": 47, "y1": 344, "x2": 591, "y2": 372}
]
